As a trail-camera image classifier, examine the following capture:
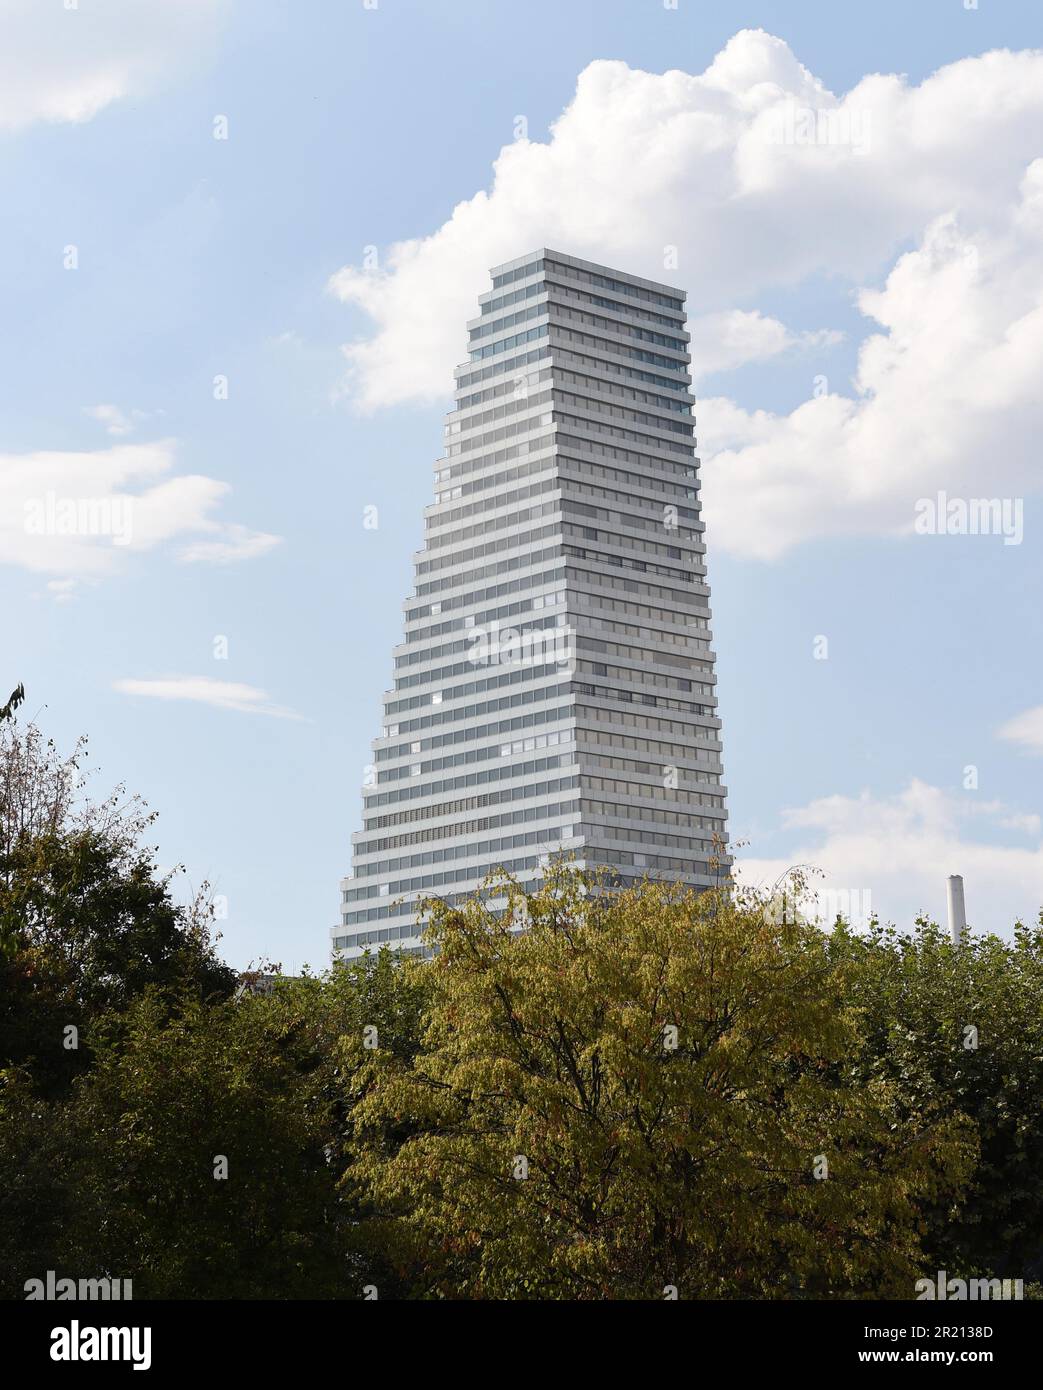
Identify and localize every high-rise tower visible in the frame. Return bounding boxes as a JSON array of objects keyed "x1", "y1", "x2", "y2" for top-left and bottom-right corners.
[{"x1": 333, "y1": 250, "x2": 727, "y2": 960}]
